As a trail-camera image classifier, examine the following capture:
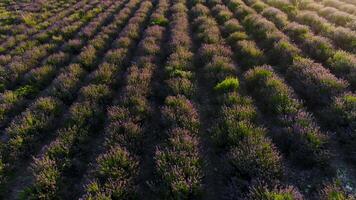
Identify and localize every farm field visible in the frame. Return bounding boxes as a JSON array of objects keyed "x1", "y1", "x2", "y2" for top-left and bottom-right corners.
[{"x1": 0, "y1": 0, "x2": 355, "y2": 199}]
